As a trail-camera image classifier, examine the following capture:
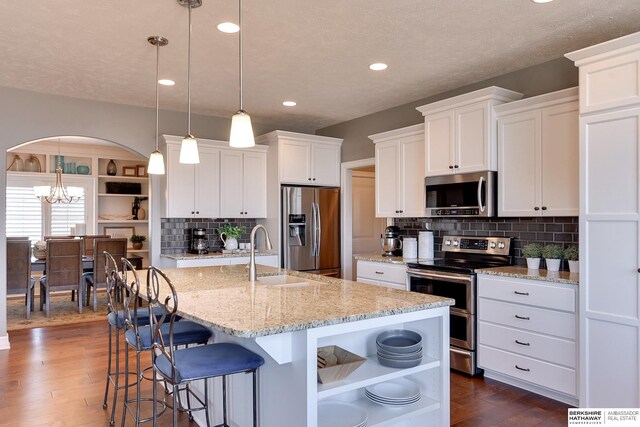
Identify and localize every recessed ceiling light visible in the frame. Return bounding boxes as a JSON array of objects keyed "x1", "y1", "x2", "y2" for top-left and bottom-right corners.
[
  {"x1": 217, "y1": 22, "x2": 239, "y2": 33},
  {"x1": 283, "y1": 101, "x2": 297, "y2": 107},
  {"x1": 158, "y1": 79, "x2": 175, "y2": 86},
  {"x1": 531, "y1": 0, "x2": 553, "y2": 3},
  {"x1": 369, "y1": 63, "x2": 388, "y2": 71}
]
